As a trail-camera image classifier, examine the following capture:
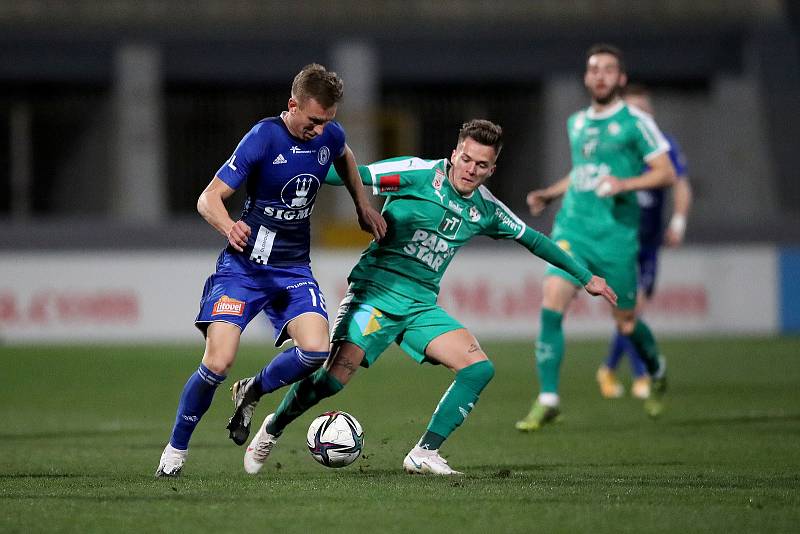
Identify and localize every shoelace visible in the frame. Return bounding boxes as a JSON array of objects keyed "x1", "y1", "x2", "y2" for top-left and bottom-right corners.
[{"x1": 252, "y1": 435, "x2": 275, "y2": 461}]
